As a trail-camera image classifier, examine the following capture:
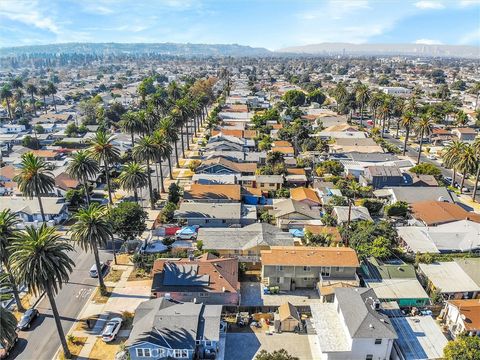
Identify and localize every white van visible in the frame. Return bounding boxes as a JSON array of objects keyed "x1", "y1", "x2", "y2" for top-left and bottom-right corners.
[{"x1": 89, "y1": 262, "x2": 106, "y2": 278}]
